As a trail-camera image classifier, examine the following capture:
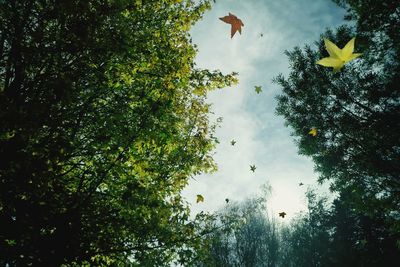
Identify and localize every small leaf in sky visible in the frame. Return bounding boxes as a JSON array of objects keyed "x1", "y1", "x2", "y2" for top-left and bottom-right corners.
[
  {"x1": 196, "y1": 194, "x2": 204, "y2": 203},
  {"x1": 255, "y1": 85, "x2": 262, "y2": 94},
  {"x1": 230, "y1": 139, "x2": 236, "y2": 146},
  {"x1": 316, "y1": 37, "x2": 362, "y2": 73},
  {"x1": 250, "y1": 165, "x2": 256, "y2": 172},
  {"x1": 219, "y1": 13, "x2": 244, "y2": 38},
  {"x1": 309, "y1": 127, "x2": 317, "y2": 137},
  {"x1": 279, "y1": 212, "x2": 286, "y2": 218},
  {"x1": 225, "y1": 198, "x2": 229, "y2": 203},
  {"x1": 299, "y1": 182, "x2": 304, "y2": 186}
]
